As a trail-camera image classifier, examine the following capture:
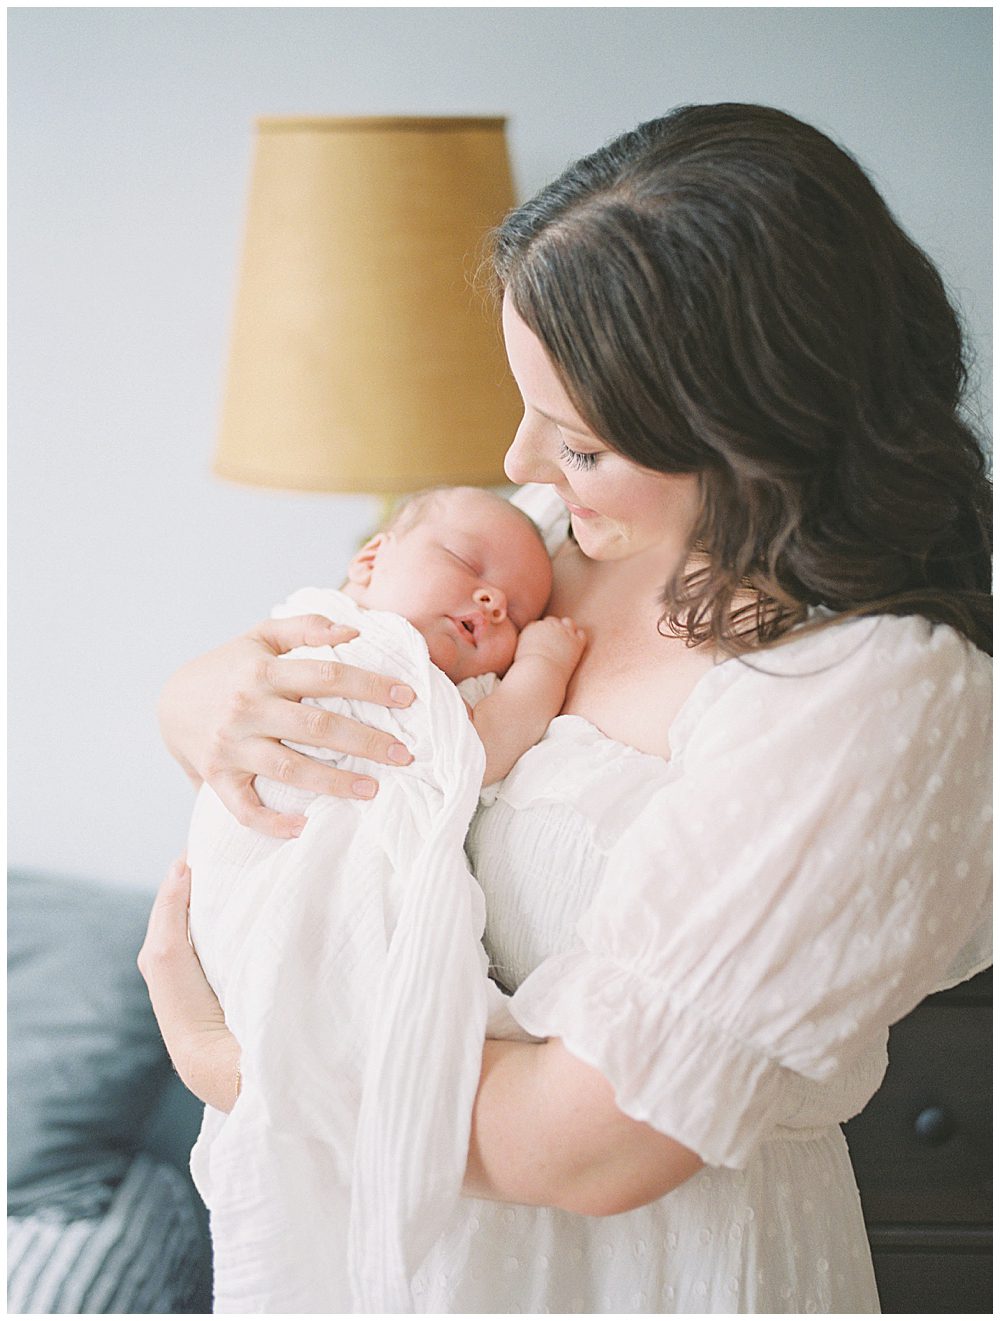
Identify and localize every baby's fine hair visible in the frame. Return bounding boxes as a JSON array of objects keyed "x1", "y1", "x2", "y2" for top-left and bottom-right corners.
[{"x1": 383, "y1": 485, "x2": 545, "y2": 548}]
